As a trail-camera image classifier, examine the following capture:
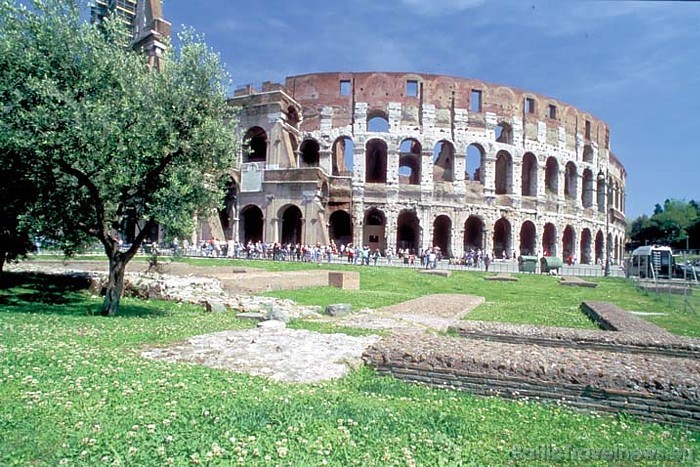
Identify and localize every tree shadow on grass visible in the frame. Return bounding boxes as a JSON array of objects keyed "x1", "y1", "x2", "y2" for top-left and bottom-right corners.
[{"x1": 0, "y1": 272, "x2": 175, "y2": 318}]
